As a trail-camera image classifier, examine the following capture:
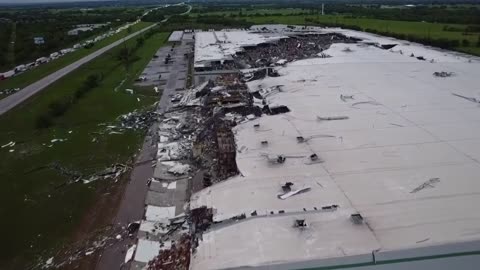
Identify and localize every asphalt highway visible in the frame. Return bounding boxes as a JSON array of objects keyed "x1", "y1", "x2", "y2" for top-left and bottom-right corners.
[{"x1": 0, "y1": 23, "x2": 157, "y2": 116}]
